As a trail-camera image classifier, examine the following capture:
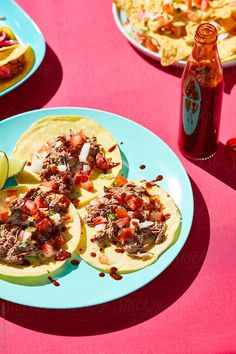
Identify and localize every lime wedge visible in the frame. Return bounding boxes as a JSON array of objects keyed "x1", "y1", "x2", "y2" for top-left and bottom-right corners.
[
  {"x1": 8, "y1": 157, "x2": 26, "y2": 178},
  {"x1": 0, "y1": 151, "x2": 9, "y2": 190}
]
